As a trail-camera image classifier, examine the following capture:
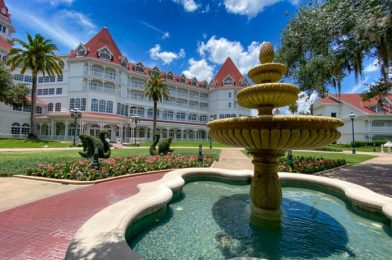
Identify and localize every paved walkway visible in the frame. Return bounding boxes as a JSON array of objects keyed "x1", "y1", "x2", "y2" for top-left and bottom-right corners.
[{"x1": 0, "y1": 172, "x2": 166, "y2": 260}]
